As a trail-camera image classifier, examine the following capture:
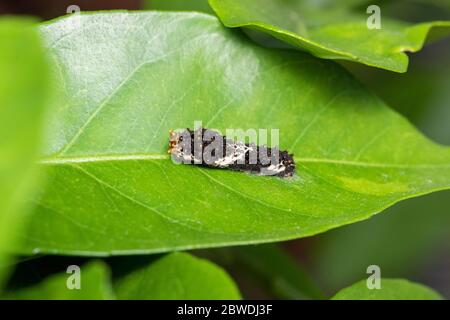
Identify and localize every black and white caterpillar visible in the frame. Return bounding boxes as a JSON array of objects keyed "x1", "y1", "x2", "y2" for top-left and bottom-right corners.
[{"x1": 168, "y1": 128, "x2": 295, "y2": 178}]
